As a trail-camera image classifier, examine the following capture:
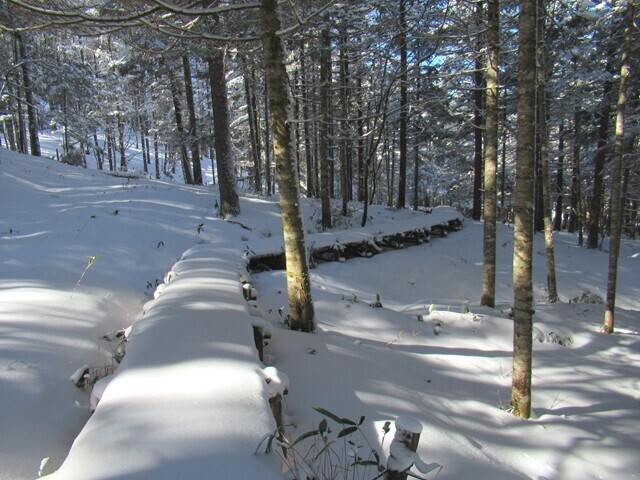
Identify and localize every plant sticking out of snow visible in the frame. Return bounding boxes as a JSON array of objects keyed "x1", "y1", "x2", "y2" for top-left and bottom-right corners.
[
  {"x1": 257, "y1": 407, "x2": 391, "y2": 480},
  {"x1": 370, "y1": 293, "x2": 383, "y2": 308},
  {"x1": 70, "y1": 253, "x2": 103, "y2": 298}
]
